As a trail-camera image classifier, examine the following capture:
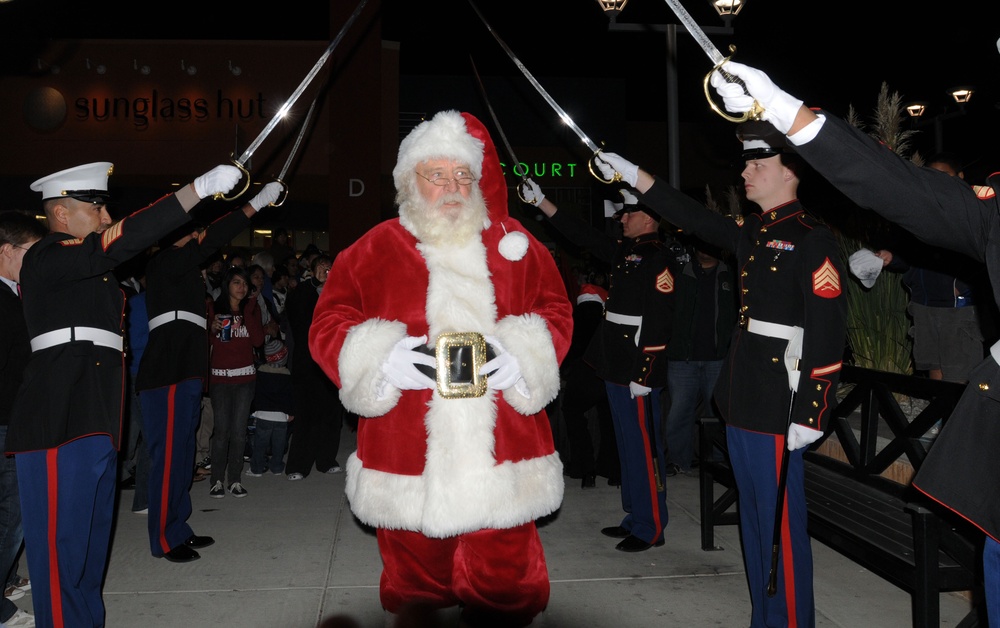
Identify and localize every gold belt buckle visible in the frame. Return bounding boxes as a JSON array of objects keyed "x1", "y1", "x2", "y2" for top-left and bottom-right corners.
[{"x1": 435, "y1": 332, "x2": 489, "y2": 399}]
